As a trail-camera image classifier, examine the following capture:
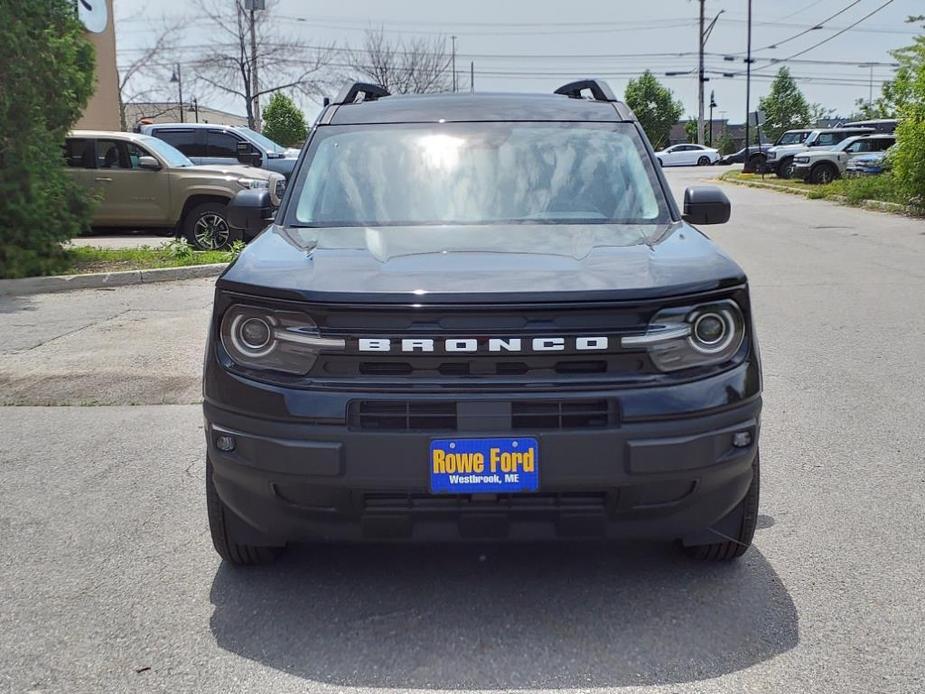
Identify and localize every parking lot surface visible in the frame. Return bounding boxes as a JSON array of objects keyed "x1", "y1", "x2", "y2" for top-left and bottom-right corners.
[{"x1": 1, "y1": 167, "x2": 924, "y2": 693}]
